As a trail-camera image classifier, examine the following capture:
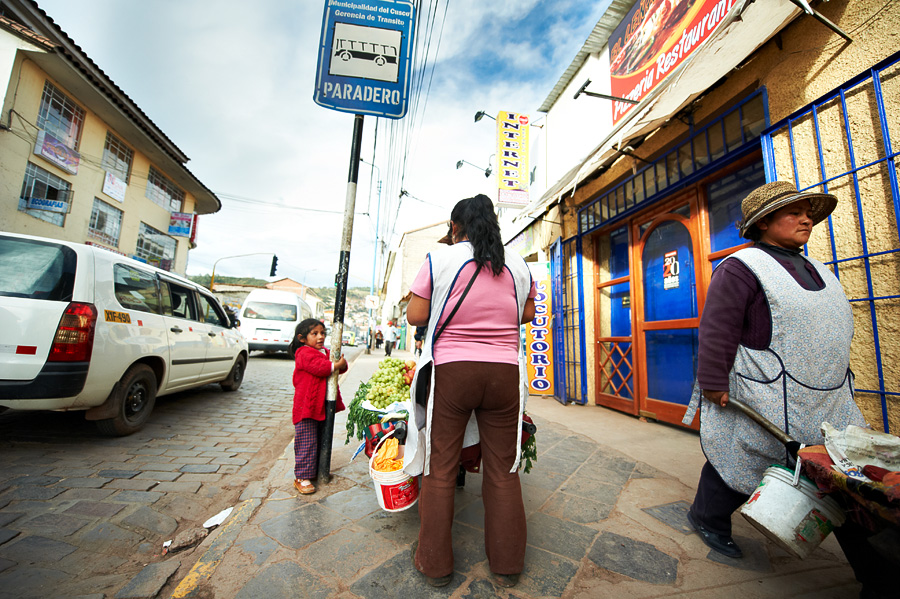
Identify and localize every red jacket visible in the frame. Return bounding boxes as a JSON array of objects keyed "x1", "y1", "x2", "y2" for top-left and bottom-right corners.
[{"x1": 292, "y1": 346, "x2": 345, "y2": 424}]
